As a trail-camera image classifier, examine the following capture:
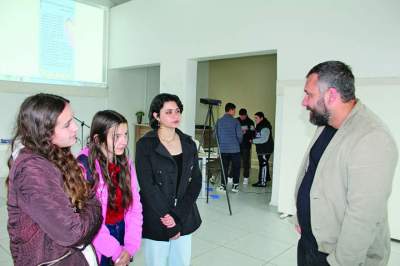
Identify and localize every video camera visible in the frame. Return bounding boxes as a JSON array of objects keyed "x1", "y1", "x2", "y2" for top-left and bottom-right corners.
[{"x1": 200, "y1": 98, "x2": 221, "y2": 106}]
